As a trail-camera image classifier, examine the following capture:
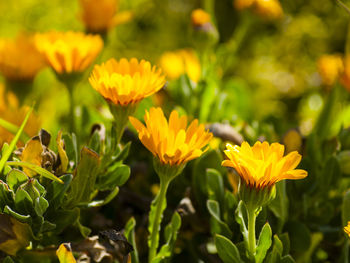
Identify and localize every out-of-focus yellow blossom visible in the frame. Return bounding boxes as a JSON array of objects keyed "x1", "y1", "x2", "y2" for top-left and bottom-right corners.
[
  {"x1": 191, "y1": 9, "x2": 211, "y2": 27},
  {"x1": 222, "y1": 141, "x2": 307, "y2": 189},
  {"x1": 35, "y1": 31, "x2": 103, "y2": 74},
  {"x1": 227, "y1": 172, "x2": 239, "y2": 194},
  {"x1": 89, "y1": 58, "x2": 166, "y2": 106},
  {"x1": 341, "y1": 56, "x2": 350, "y2": 92},
  {"x1": 233, "y1": 0, "x2": 283, "y2": 19},
  {"x1": 209, "y1": 137, "x2": 221, "y2": 150},
  {"x1": 253, "y1": 0, "x2": 283, "y2": 19},
  {"x1": 234, "y1": 0, "x2": 255, "y2": 10},
  {"x1": 0, "y1": 85, "x2": 40, "y2": 147},
  {"x1": 317, "y1": 54, "x2": 344, "y2": 86},
  {"x1": 159, "y1": 49, "x2": 201, "y2": 83},
  {"x1": 282, "y1": 129, "x2": 303, "y2": 153},
  {"x1": 345, "y1": 221, "x2": 350, "y2": 237},
  {"x1": 79, "y1": 0, "x2": 132, "y2": 33},
  {"x1": 0, "y1": 35, "x2": 45, "y2": 81},
  {"x1": 129, "y1": 107, "x2": 213, "y2": 166}
]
